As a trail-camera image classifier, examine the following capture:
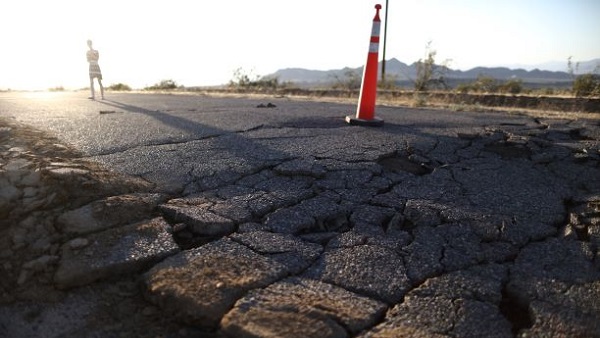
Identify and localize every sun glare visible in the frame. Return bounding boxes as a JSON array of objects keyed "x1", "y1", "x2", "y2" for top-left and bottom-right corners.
[{"x1": 1, "y1": 0, "x2": 599, "y2": 91}]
